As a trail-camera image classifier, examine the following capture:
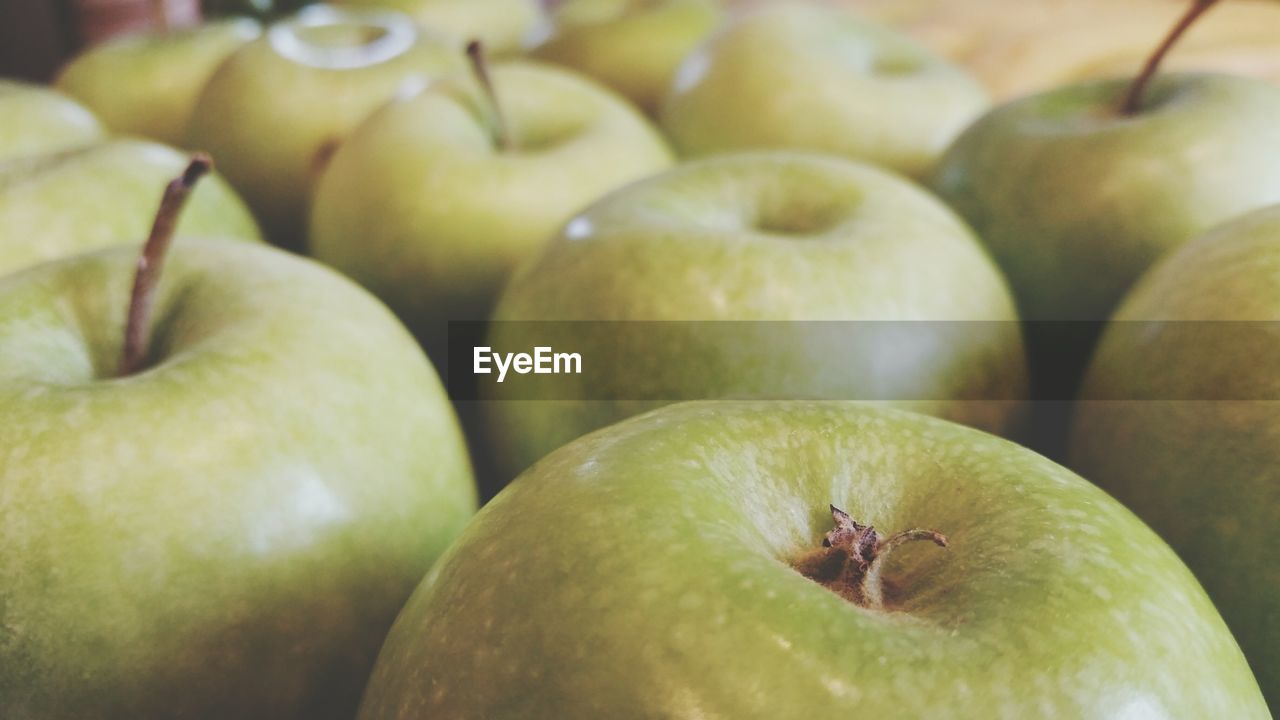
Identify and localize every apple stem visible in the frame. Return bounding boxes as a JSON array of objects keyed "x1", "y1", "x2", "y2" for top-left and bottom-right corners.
[
  {"x1": 792, "y1": 505, "x2": 947, "y2": 610},
  {"x1": 1121, "y1": 0, "x2": 1220, "y2": 115},
  {"x1": 119, "y1": 154, "x2": 212, "y2": 377},
  {"x1": 465, "y1": 39, "x2": 513, "y2": 152}
]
